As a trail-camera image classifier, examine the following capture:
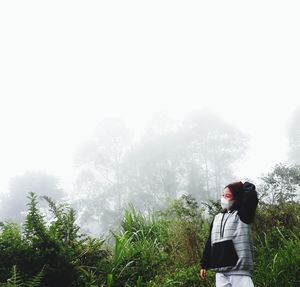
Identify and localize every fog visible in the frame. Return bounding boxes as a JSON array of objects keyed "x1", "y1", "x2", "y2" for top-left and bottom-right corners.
[{"x1": 0, "y1": 1, "x2": 300, "y2": 234}]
